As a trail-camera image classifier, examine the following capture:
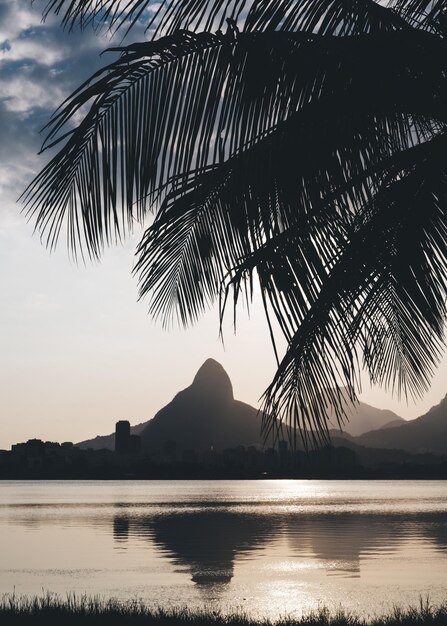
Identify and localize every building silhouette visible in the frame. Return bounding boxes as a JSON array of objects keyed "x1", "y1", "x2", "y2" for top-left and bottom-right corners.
[
  {"x1": 115, "y1": 420, "x2": 141, "y2": 453},
  {"x1": 115, "y1": 420, "x2": 131, "y2": 453}
]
